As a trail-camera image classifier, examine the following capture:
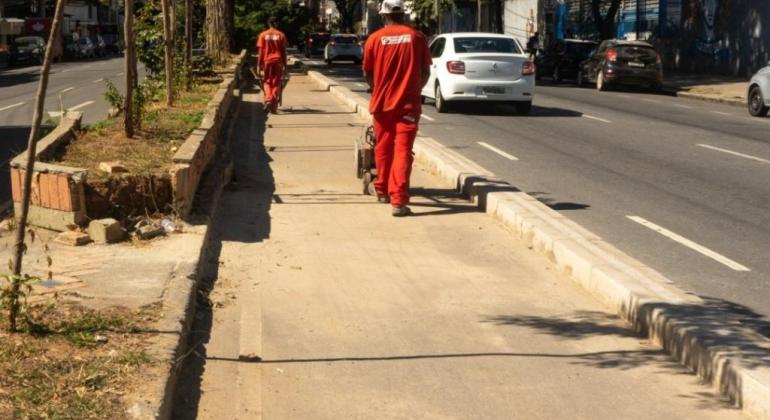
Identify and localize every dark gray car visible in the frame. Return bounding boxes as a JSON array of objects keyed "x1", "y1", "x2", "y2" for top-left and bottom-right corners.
[
  {"x1": 747, "y1": 62, "x2": 770, "y2": 117},
  {"x1": 578, "y1": 39, "x2": 663, "y2": 92}
]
